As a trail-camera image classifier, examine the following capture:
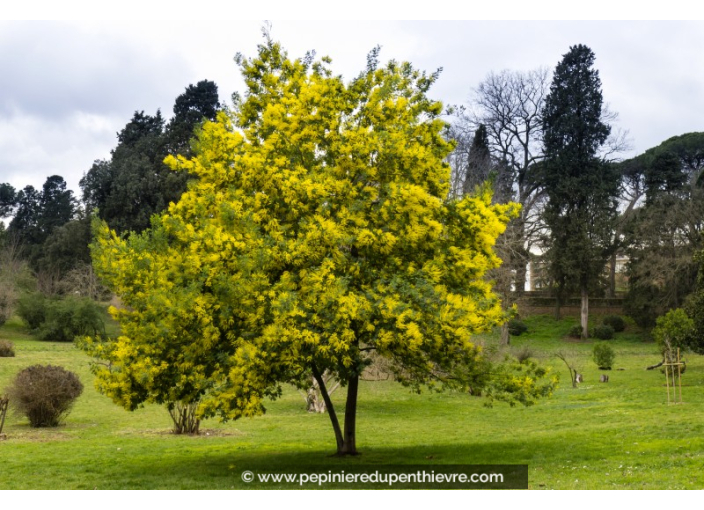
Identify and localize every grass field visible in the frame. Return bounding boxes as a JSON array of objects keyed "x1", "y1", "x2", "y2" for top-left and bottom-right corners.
[{"x1": 1, "y1": 313, "x2": 703, "y2": 489}]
